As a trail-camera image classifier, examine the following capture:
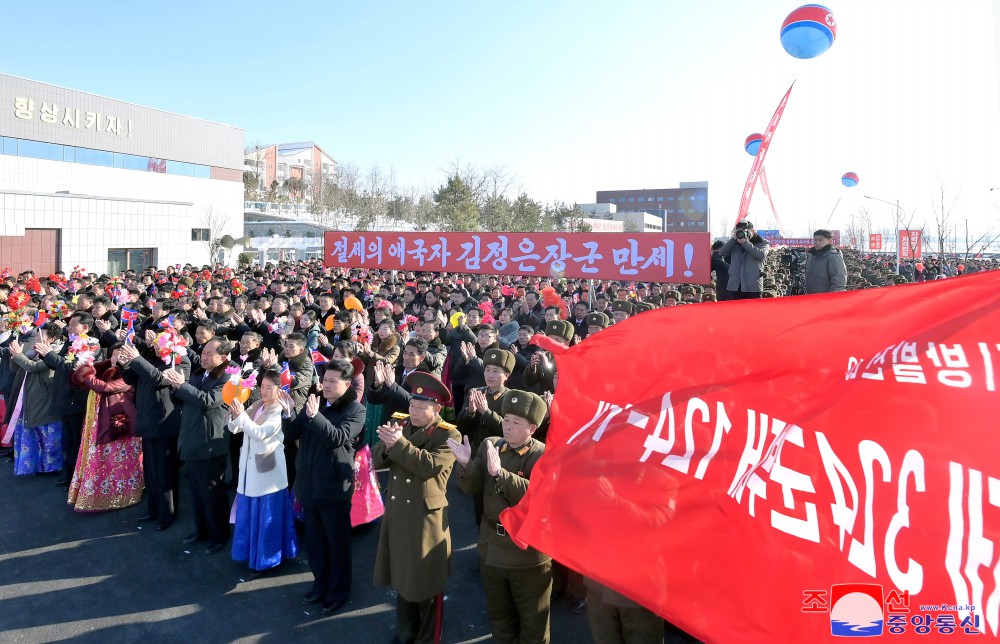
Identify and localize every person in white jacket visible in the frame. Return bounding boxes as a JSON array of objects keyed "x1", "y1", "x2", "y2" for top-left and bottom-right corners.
[{"x1": 226, "y1": 369, "x2": 299, "y2": 575}]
